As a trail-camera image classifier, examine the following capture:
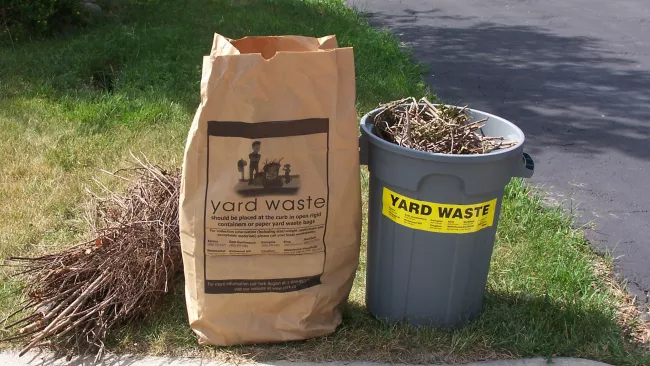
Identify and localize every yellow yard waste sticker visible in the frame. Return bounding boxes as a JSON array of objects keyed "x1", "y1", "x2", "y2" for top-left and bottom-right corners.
[{"x1": 382, "y1": 187, "x2": 497, "y2": 234}]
